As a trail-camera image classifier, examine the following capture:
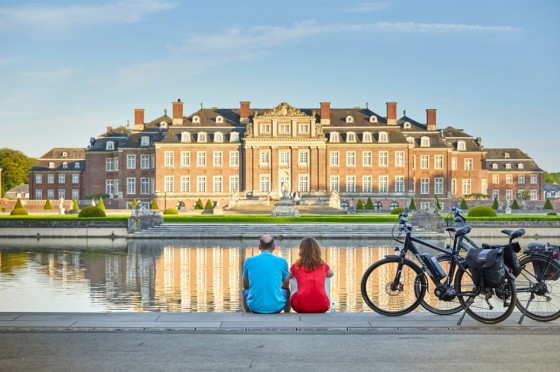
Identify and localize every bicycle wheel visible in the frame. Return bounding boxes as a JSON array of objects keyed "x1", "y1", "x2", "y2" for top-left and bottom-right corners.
[
  {"x1": 418, "y1": 255, "x2": 463, "y2": 315},
  {"x1": 361, "y1": 257, "x2": 426, "y2": 316},
  {"x1": 515, "y1": 255, "x2": 560, "y2": 321},
  {"x1": 455, "y1": 267, "x2": 517, "y2": 324}
]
